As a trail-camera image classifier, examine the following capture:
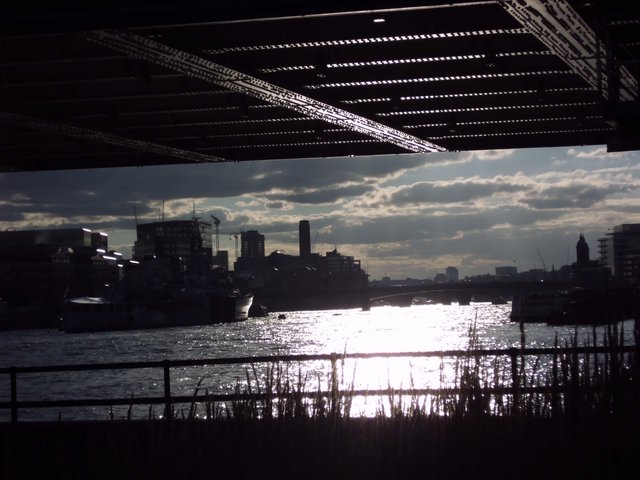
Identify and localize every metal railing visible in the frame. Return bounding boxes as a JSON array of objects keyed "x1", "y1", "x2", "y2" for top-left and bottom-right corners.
[{"x1": 1, "y1": 345, "x2": 636, "y2": 422}]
